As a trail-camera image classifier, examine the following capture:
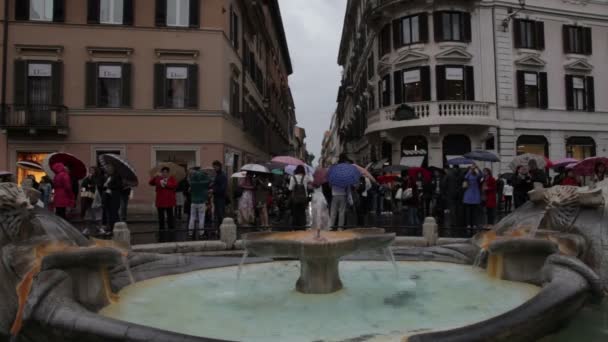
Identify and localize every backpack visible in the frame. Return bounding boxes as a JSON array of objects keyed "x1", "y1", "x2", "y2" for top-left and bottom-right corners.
[{"x1": 292, "y1": 176, "x2": 308, "y2": 205}]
